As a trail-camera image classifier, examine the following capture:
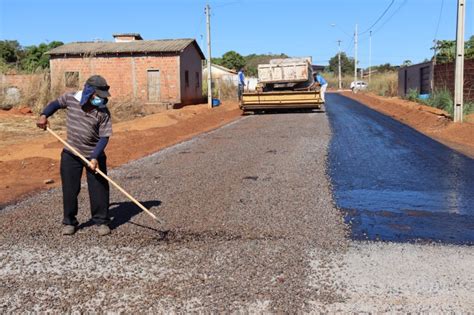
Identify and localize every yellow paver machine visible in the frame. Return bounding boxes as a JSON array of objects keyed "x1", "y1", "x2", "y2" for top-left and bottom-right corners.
[{"x1": 240, "y1": 57, "x2": 323, "y2": 113}]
